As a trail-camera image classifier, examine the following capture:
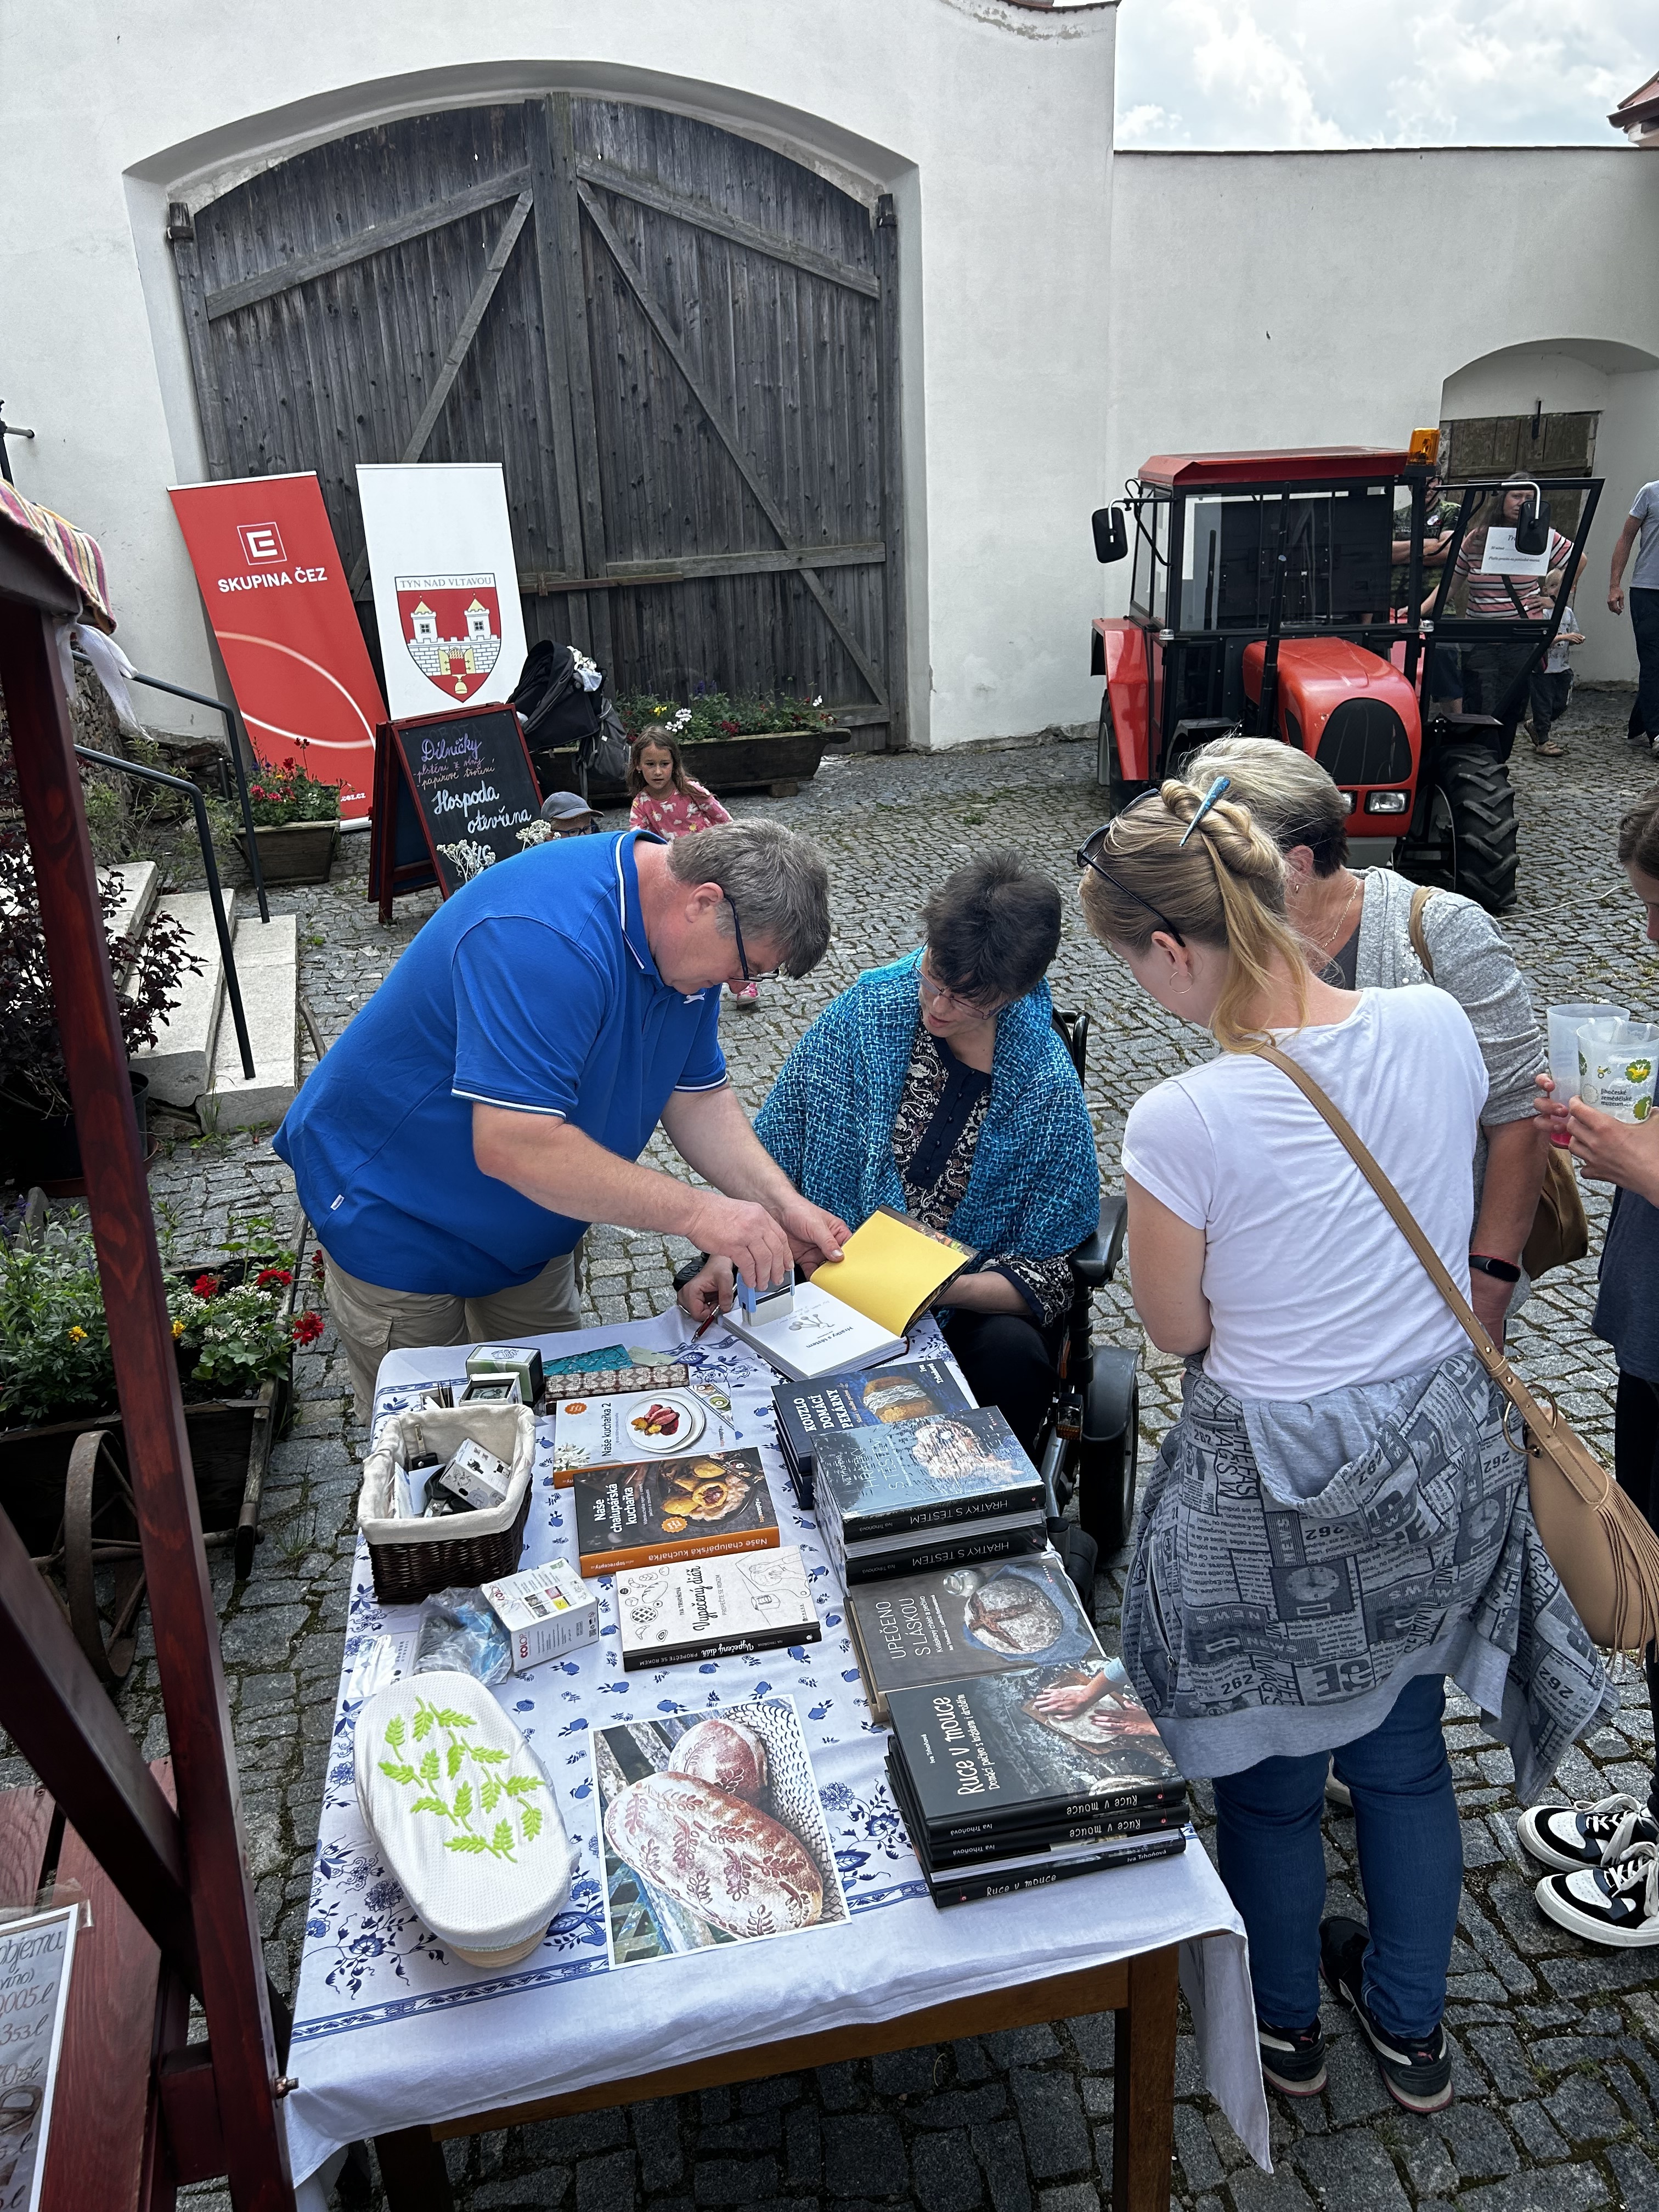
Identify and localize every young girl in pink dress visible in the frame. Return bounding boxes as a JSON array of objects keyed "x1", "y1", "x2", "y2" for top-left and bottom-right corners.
[{"x1": 627, "y1": 732, "x2": 757, "y2": 1005}]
